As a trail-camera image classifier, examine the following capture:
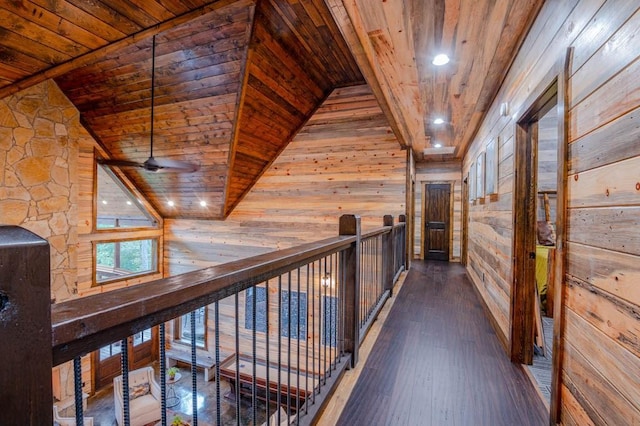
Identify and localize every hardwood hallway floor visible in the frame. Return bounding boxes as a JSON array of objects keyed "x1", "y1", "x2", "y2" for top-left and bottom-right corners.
[{"x1": 336, "y1": 260, "x2": 548, "y2": 426}]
